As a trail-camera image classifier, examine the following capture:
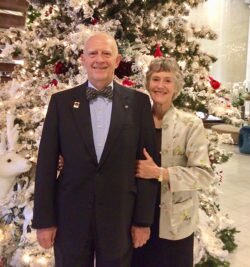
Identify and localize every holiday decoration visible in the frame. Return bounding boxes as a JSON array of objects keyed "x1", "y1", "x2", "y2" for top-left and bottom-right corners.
[
  {"x1": 115, "y1": 60, "x2": 133, "y2": 79},
  {"x1": 0, "y1": 113, "x2": 31, "y2": 200},
  {"x1": 42, "y1": 79, "x2": 58, "y2": 89},
  {"x1": 0, "y1": 0, "x2": 240, "y2": 266},
  {"x1": 154, "y1": 43, "x2": 164, "y2": 58},
  {"x1": 122, "y1": 77, "x2": 136, "y2": 87},
  {"x1": 209, "y1": 76, "x2": 221, "y2": 90}
]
